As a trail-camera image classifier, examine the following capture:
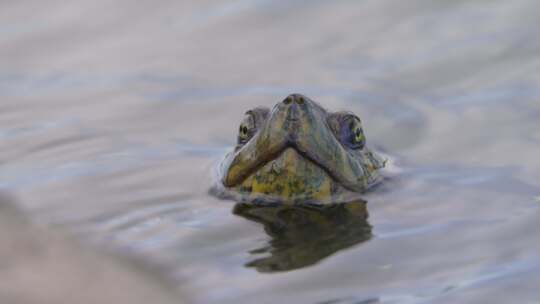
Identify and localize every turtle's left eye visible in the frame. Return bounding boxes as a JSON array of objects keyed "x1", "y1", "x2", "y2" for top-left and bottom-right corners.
[{"x1": 347, "y1": 118, "x2": 365, "y2": 149}]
